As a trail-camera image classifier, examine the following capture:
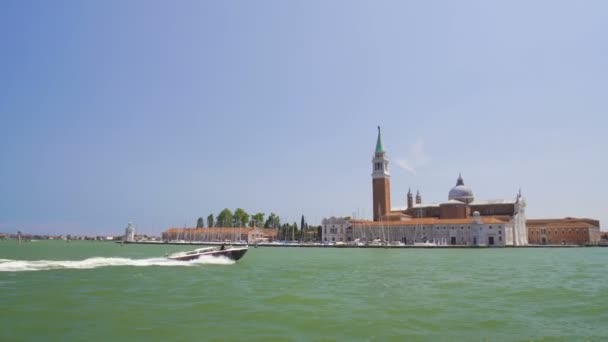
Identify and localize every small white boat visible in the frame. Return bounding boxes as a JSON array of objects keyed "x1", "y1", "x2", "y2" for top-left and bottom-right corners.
[{"x1": 413, "y1": 241, "x2": 438, "y2": 247}]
